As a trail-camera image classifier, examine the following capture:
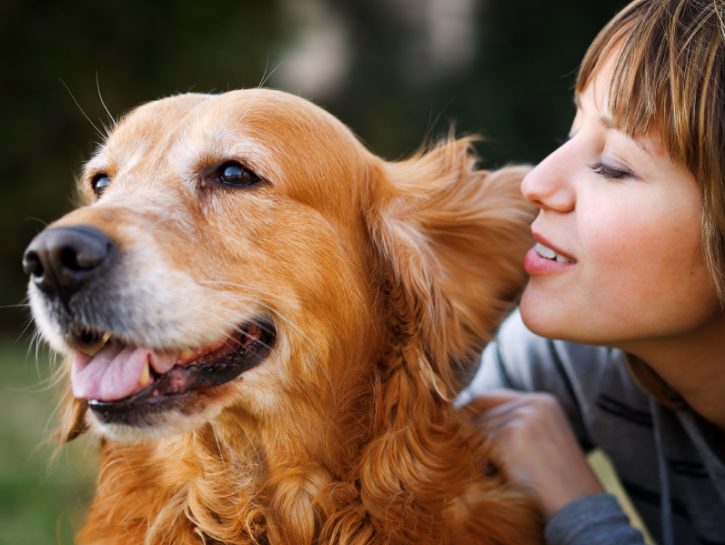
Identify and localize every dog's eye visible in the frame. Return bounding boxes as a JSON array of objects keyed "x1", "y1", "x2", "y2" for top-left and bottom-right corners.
[
  {"x1": 91, "y1": 173, "x2": 111, "y2": 197},
  {"x1": 212, "y1": 161, "x2": 261, "y2": 188}
]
